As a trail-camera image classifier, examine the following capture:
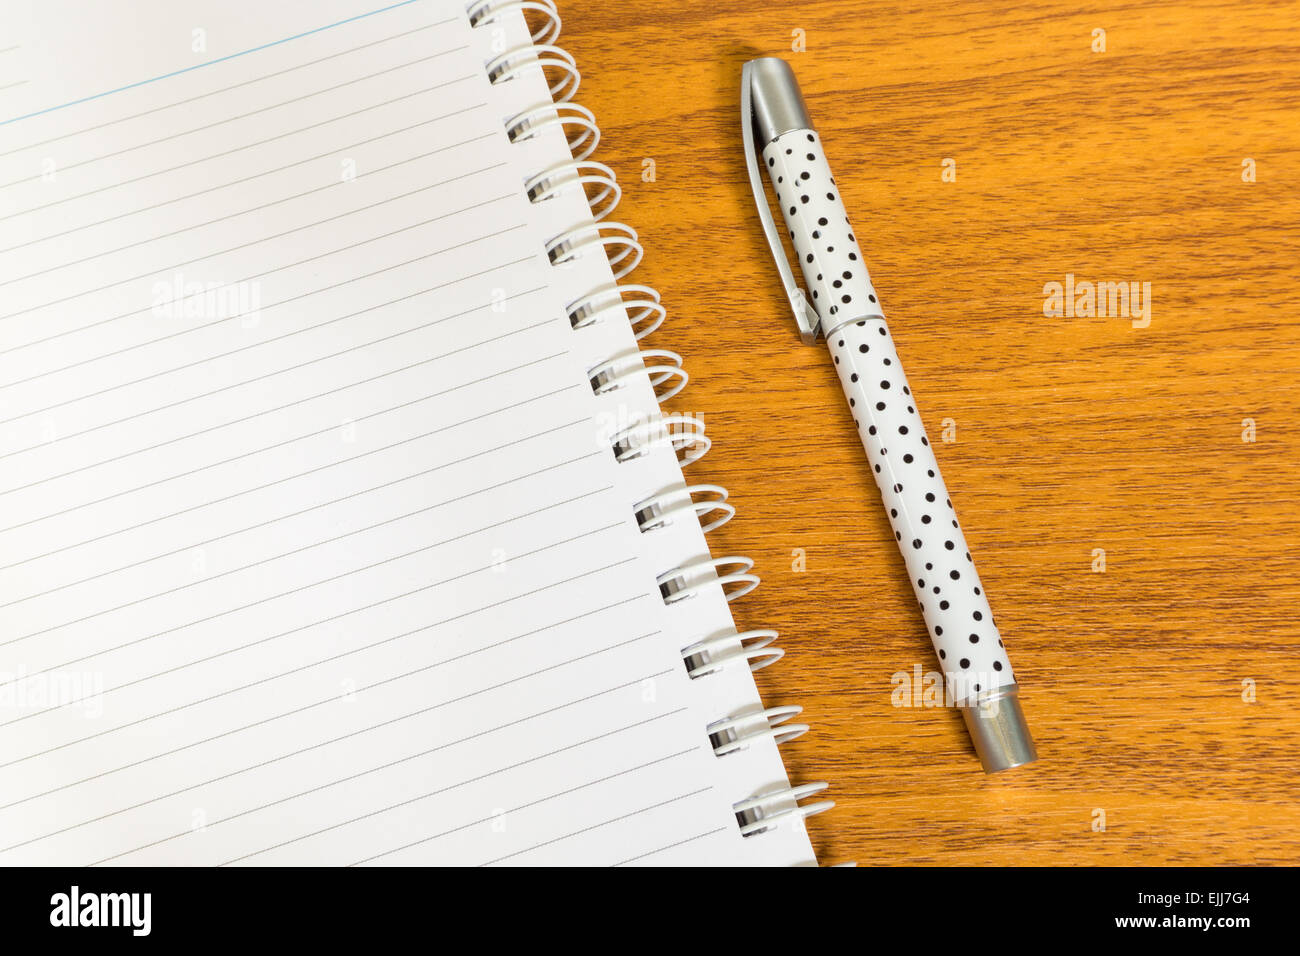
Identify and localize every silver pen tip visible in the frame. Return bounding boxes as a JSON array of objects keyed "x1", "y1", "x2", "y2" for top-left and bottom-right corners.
[{"x1": 960, "y1": 683, "x2": 1038, "y2": 773}]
